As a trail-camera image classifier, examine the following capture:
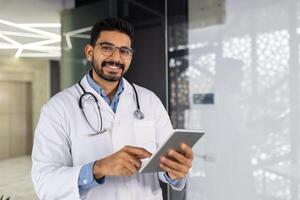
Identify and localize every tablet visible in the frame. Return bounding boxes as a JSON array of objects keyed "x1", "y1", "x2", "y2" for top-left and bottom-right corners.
[{"x1": 139, "y1": 129, "x2": 204, "y2": 173}]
